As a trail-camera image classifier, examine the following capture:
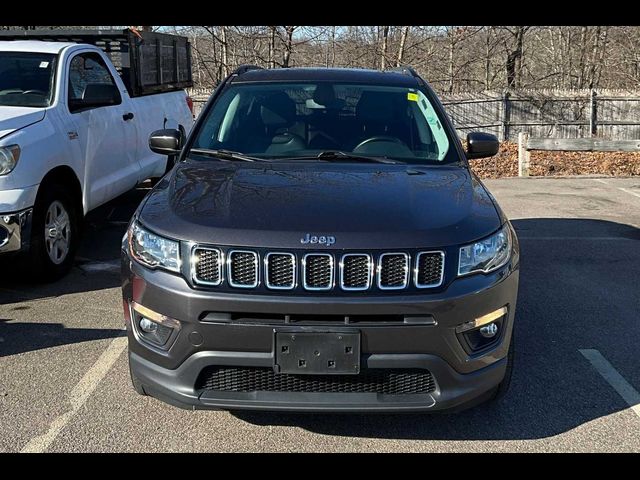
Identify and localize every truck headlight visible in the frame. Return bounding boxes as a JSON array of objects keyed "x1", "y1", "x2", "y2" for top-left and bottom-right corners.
[
  {"x1": 0, "y1": 145, "x2": 20, "y2": 176},
  {"x1": 458, "y1": 225, "x2": 512, "y2": 276},
  {"x1": 128, "y1": 221, "x2": 181, "y2": 272}
]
